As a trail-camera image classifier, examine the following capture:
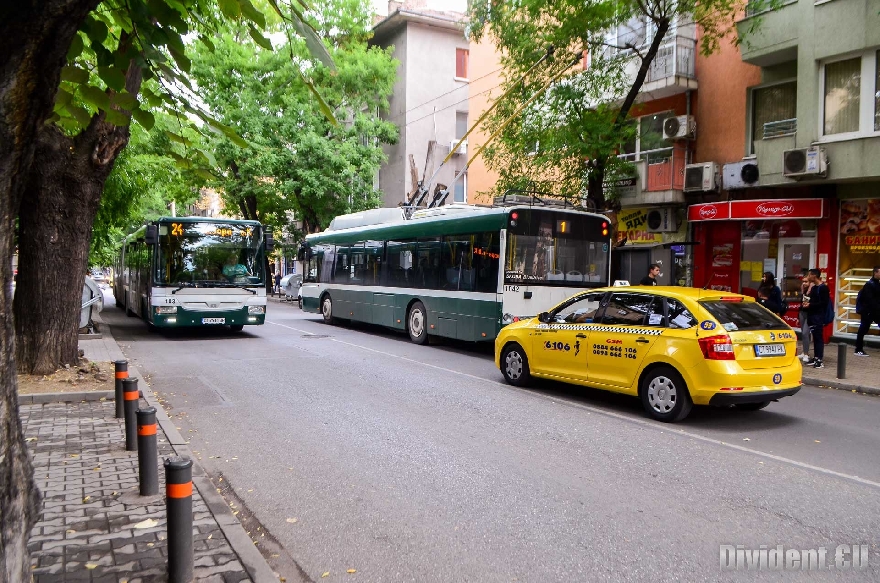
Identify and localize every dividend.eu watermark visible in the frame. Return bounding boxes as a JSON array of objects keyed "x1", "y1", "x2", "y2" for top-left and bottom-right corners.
[{"x1": 720, "y1": 544, "x2": 869, "y2": 571}]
